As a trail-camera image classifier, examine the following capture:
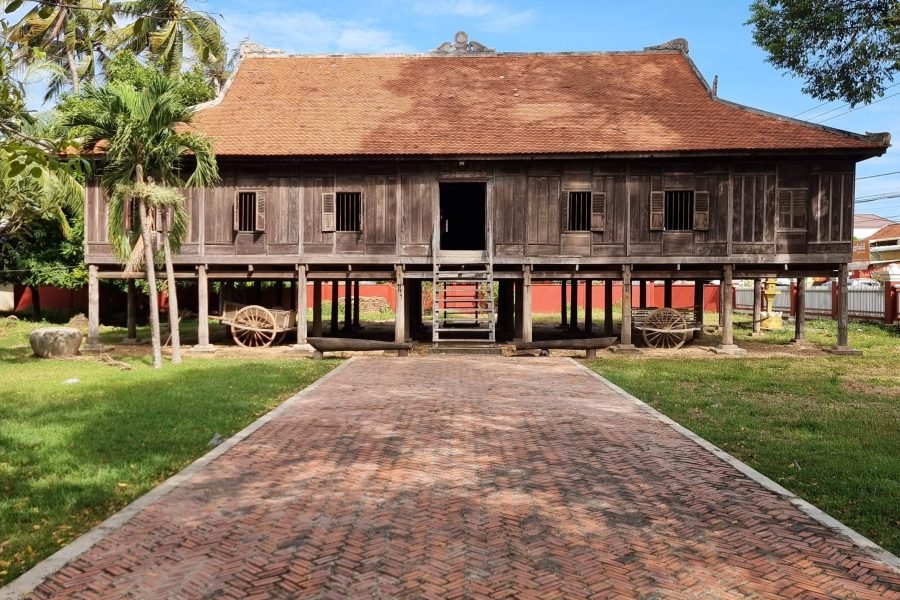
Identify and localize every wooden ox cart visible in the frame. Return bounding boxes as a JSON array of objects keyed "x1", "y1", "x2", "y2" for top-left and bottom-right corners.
[
  {"x1": 213, "y1": 301, "x2": 297, "y2": 347},
  {"x1": 632, "y1": 308, "x2": 701, "y2": 350}
]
